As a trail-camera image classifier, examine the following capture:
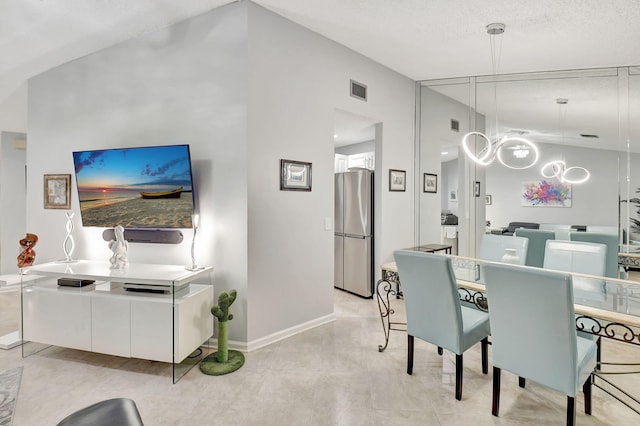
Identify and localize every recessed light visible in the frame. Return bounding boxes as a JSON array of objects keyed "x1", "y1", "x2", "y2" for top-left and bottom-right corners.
[
  {"x1": 441, "y1": 151, "x2": 449, "y2": 155},
  {"x1": 333, "y1": 134, "x2": 338, "y2": 139}
]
